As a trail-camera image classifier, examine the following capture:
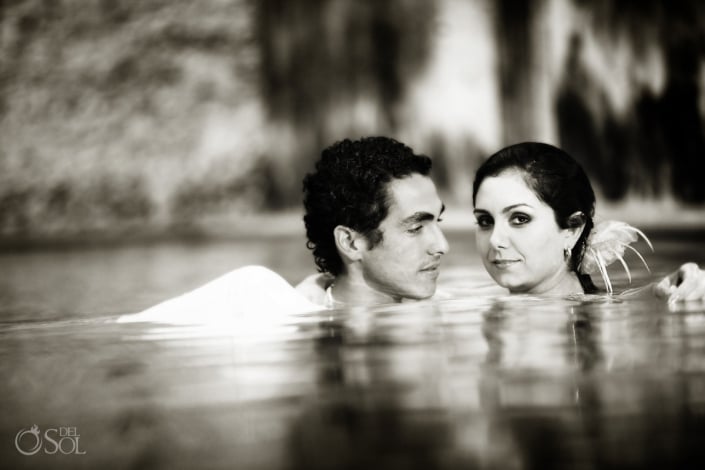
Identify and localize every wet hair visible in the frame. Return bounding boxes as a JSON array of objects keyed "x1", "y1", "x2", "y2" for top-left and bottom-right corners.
[
  {"x1": 472, "y1": 142, "x2": 598, "y2": 293},
  {"x1": 303, "y1": 136, "x2": 432, "y2": 276}
]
